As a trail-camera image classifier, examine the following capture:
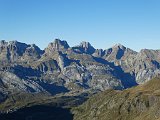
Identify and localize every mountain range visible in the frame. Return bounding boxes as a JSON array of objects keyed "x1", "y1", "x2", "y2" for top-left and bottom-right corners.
[{"x1": 0, "y1": 39, "x2": 160, "y2": 98}]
